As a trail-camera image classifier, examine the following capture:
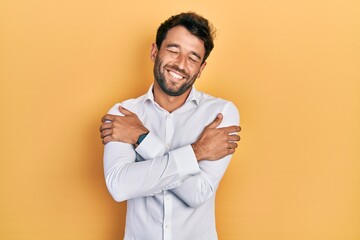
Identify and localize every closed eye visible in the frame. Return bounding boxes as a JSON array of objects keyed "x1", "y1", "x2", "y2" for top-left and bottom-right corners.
[
  {"x1": 189, "y1": 56, "x2": 199, "y2": 63},
  {"x1": 168, "y1": 49, "x2": 179, "y2": 54},
  {"x1": 166, "y1": 44, "x2": 180, "y2": 54}
]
